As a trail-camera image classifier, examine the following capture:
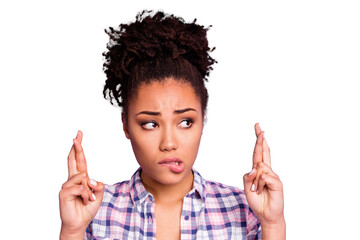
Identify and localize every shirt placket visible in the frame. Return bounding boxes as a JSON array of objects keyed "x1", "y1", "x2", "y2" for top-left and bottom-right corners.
[
  {"x1": 180, "y1": 192, "x2": 204, "y2": 240},
  {"x1": 144, "y1": 195, "x2": 156, "y2": 240}
]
